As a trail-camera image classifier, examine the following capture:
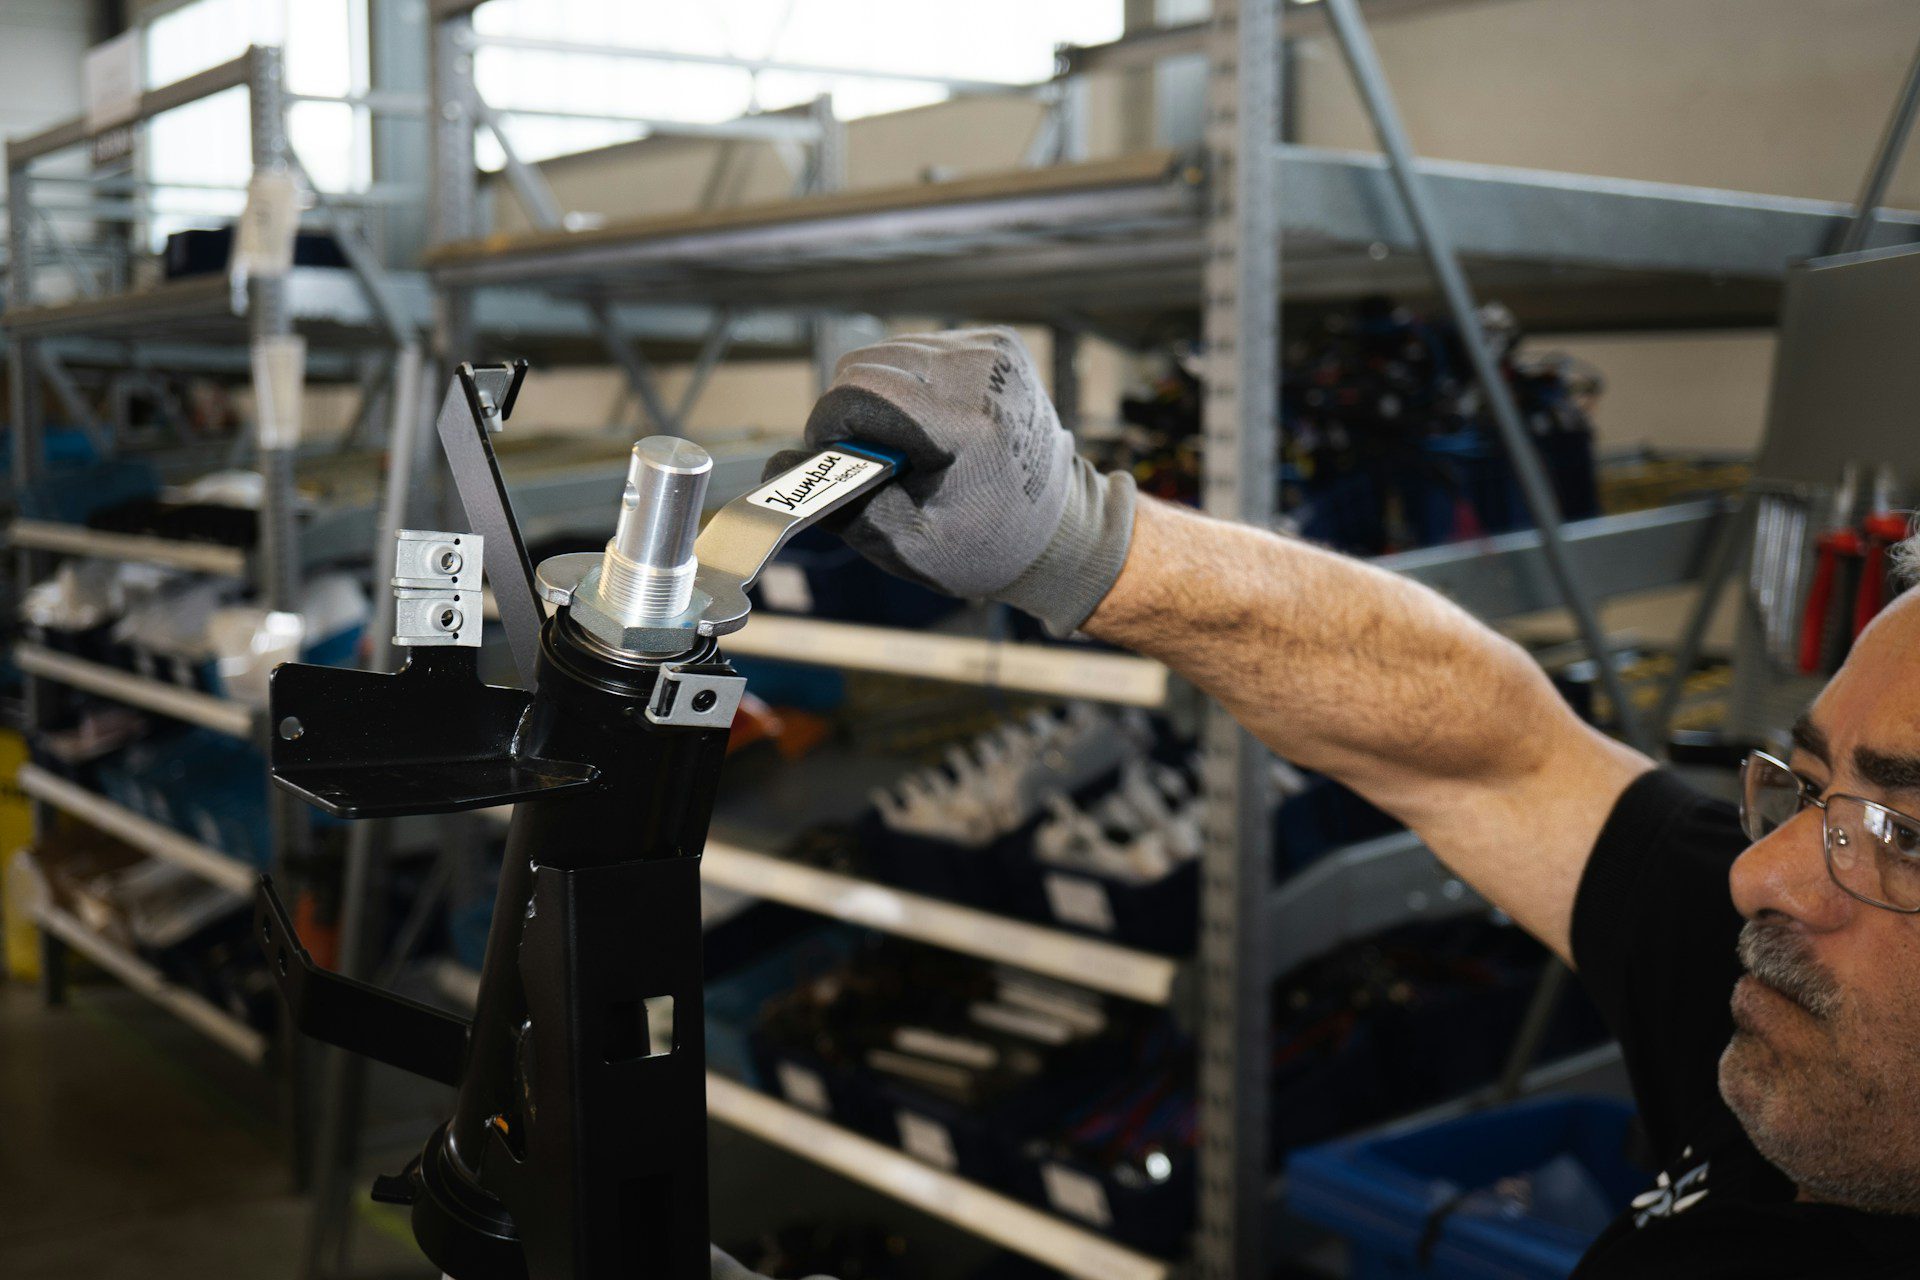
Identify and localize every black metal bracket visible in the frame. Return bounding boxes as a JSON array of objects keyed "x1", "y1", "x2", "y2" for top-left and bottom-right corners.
[
  {"x1": 257, "y1": 875, "x2": 471, "y2": 1086},
  {"x1": 442, "y1": 360, "x2": 545, "y2": 688},
  {"x1": 270, "y1": 645, "x2": 599, "y2": 819}
]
